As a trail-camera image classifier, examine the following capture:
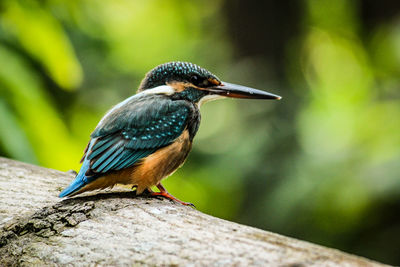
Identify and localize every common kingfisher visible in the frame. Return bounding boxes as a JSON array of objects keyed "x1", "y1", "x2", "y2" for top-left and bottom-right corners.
[{"x1": 59, "y1": 62, "x2": 281, "y2": 206}]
